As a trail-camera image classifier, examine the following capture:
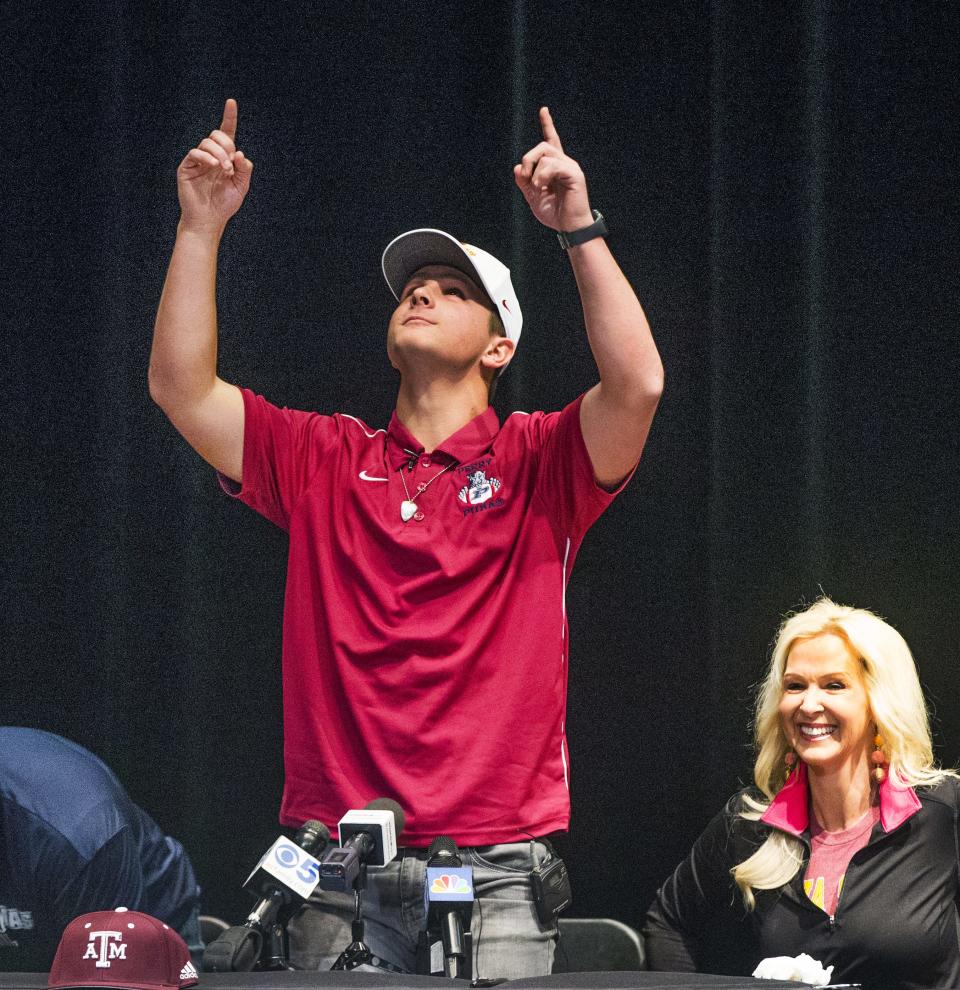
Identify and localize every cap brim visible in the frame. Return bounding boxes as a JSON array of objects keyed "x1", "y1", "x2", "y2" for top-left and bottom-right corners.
[{"x1": 382, "y1": 229, "x2": 489, "y2": 303}]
